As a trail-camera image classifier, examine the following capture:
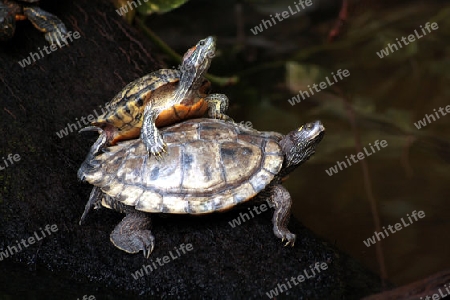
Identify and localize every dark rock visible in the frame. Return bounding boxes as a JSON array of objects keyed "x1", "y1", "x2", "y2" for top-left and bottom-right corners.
[{"x1": 0, "y1": 0, "x2": 383, "y2": 298}]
